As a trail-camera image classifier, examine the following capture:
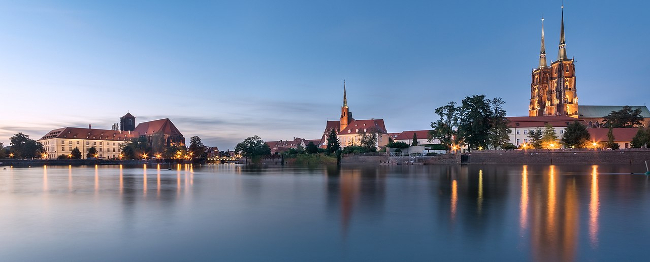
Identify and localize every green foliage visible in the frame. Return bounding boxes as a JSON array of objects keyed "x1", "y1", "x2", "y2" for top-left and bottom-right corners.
[
  {"x1": 235, "y1": 135, "x2": 271, "y2": 161},
  {"x1": 502, "y1": 143, "x2": 517, "y2": 150},
  {"x1": 305, "y1": 142, "x2": 319, "y2": 154},
  {"x1": 71, "y1": 147, "x2": 82, "y2": 159},
  {"x1": 427, "y1": 144, "x2": 449, "y2": 150},
  {"x1": 121, "y1": 136, "x2": 151, "y2": 159},
  {"x1": 342, "y1": 146, "x2": 369, "y2": 154},
  {"x1": 326, "y1": 129, "x2": 340, "y2": 154},
  {"x1": 561, "y1": 121, "x2": 591, "y2": 148},
  {"x1": 293, "y1": 154, "x2": 337, "y2": 165},
  {"x1": 386, "y1": 141, "x2": 409, "y2": 149},
  {"x1": 0, "y1": 143, "x2": 5, "y2": 158},
  {"x1": 430, "y1": 96, "x2": 510, "y2": 151},
  {"x1": 87, "y1": 147, "x2": 98, "y2": 158},
  {"x1": 430, "y1": 102, "x2": 459, "y2": 148},
  {"x1": 631, "y1": 127, "x2": 650, "y2": 148},
  {"x1": 57, "y1": 154, "x2": 68, "y2": 160},
  {"x1": 411, "y1": 133, "x2": 418, "y2": 146},
  {"x1": 9, "y1": 133, "x2": 44, "y2": 159},
  {"x1": 606, "y1": 126, "x2": 620, "y2": 149},
  {"x1": 359, "y1": 131, "x2": 378, "y2": 151},
  {"x1": 188, "y1": 136, "x2": 207, "y2": 159},
  {"x1": 603, "y1": 106, "x2": 644, "y2": 128},
  {"x1": 541, "y1": 124, "x2": 559, "y2": 148},
  {"x1": 527, "y1": 128, "x2": 543, "y2": 149}
]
